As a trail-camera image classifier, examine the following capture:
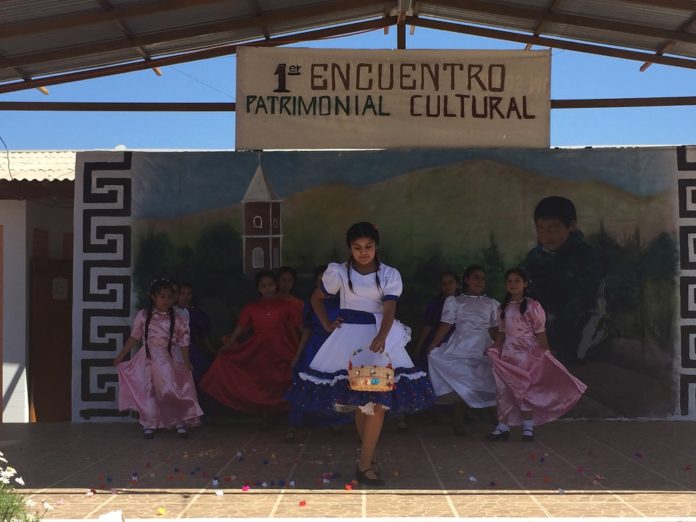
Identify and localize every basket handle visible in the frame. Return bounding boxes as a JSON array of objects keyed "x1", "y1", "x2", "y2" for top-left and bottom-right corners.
[{"x1": 349, "y1": 348, "x2": 392, "y2": 367}]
